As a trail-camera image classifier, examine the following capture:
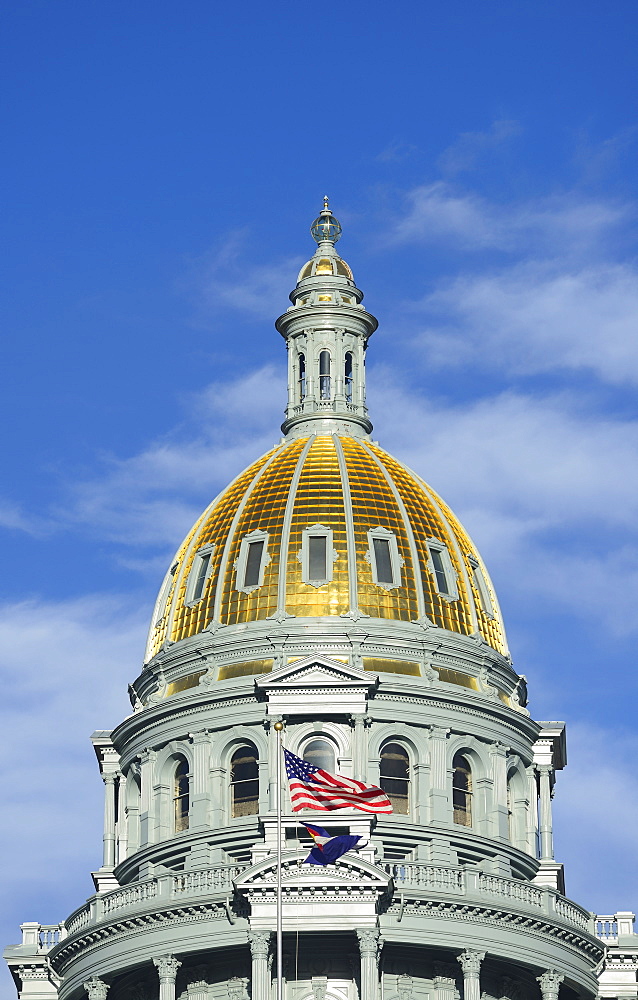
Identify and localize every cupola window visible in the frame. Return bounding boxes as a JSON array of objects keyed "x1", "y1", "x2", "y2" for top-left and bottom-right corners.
[
  {"x1": 173, "y1": 757, "x2": 190, "y2": 833},
  {"x1": 380, "y1": 742, "x2": 410, "y2": 815},
  {"x1": 185, "y1": 545, "x2": 214, "y2": 605},
  {"x1": 300, "y1": 262, "x2": 313, "y2": 280},
  {"x1": 303, "y1": 737, "x2": 336, "y2": 773},
  {"x1": 298, "y1": 353, "x2": 306, "y2": 402},
  {"x1": 230, "y1": 743, "x2": 259, "y2": 817},
  {"x1": 335, "y1": 259, "x2": 352, "y2": 278},
  {"x1": 344, "y1": 352, "x2": 353, "y2": 403},
  {"x1": 318, "y1": 295, "x2": 333, "y2": 302},
  {"x1": 235, "y1": 530, "x2": 270, "y2": 593},
  {"x1": 468, "y1": 555, "x2": 494, "y2": 616},
  {"x1": 298, "y1": 524, "x2": 334, "y2": 587},
  {"x1": 319, "y1": 351, "x2": 332, "y2": 400},
  {"x1": 367, "y1": 527, "x2": 403, "y2": 589},
  {"x1": 452, "y1": 753, "x2": 472, "y2": 827},
  {"x1": 426, "y1": 540, "x2": 459, "y2": 600},
  {"x1": 315, "y1": 258, "x2": 334, "y2": 274}
]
